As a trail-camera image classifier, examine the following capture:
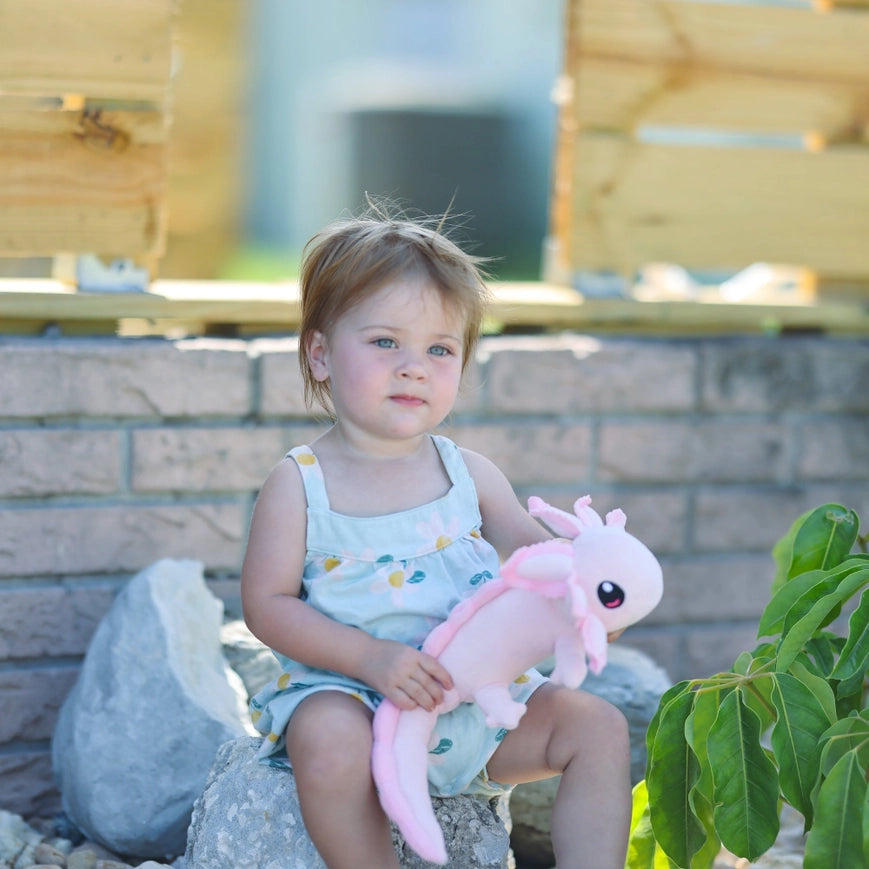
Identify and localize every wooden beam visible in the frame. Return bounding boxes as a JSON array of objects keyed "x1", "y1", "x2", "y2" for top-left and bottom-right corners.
[
  {"x1": 0, "y1": 0, "x2": 173, "y2": 102},
  {"x1": 575, "y1": 58, "x2": 869, "y2": 142},
  {"x1": 568, "y1": 133, "x2": 869, "y2": 278},
  {"x1": 0, "y1": 109, "x2": 168, "y2": 257},
  {"x1": 576, "y1": 0, "x2": 869, "y2": 84},
  {"x1": 1, "y1": 279, "x2": 868, "y2": 336}
]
